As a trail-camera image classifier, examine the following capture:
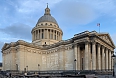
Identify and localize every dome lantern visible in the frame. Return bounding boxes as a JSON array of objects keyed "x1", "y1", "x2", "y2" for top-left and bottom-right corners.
[{"x1": 44, "y1": 3, "x2": 51, "y2": 15}]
